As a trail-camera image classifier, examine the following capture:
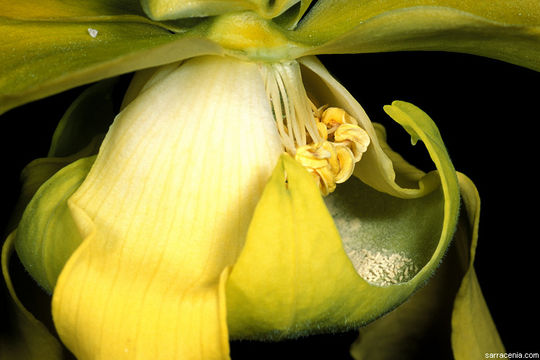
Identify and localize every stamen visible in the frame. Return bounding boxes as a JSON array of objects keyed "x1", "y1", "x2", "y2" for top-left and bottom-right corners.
[
  {"x1": 260, "y1": 61, "x2": 371, "y2": 196},
  {"x1": 334, "y1": 123, "x2": 370, "y2": 162}
]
